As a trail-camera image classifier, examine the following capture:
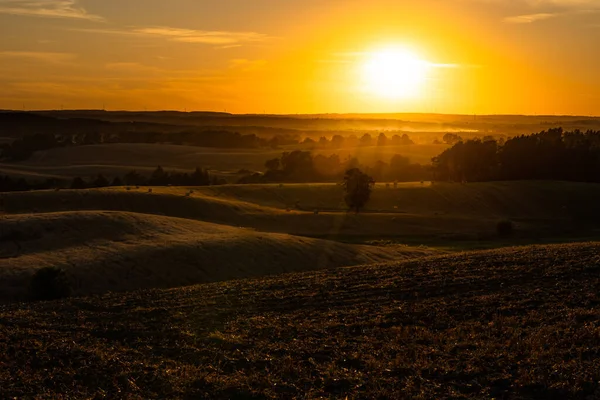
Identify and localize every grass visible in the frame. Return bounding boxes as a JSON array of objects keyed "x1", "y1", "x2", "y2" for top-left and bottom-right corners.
[
  {"x1": 3, "y1": 181, "x2": 600, "y2": 245},
  {"x1": 1, "y1": 241, "x2": 599, "y2": 399},
  {"x1": 0, "y1": 210, "x2": 432, "y2": 303}
]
